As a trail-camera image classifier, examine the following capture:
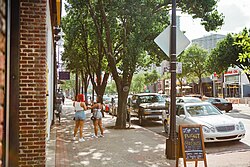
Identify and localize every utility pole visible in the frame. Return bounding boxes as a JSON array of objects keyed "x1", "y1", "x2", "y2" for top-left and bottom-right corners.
[{"x1": 166, "y1": 0, "x2": 177, "y2": 160}]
